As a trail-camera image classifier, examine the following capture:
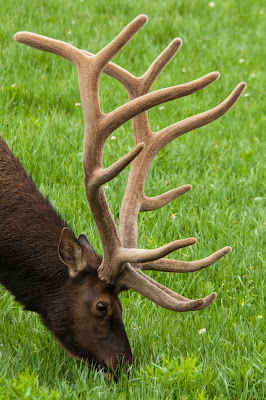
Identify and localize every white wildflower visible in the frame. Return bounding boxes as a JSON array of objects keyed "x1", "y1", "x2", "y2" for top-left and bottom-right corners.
[
  {"x1": 258, "y1": 315, "x2": 263, "y2": 319},
  {"x1": 209, "y1": 2, "x2": 215, "y2": 8},
  {"x1": 239, "y1": 59, "x2": 246, "y2": 63},
  {"x1": 159, "y1": 106, "x2": 165, "y2": 110},
  {"x1": 75, "y1": 102, "x2": 81, "y2": 106},
  {"x1": 111, "y1": 136, "x2": 116, "y2": 140},
  {"x1": 198, "y1": 328, "x2": 206, "y2": 334}
]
